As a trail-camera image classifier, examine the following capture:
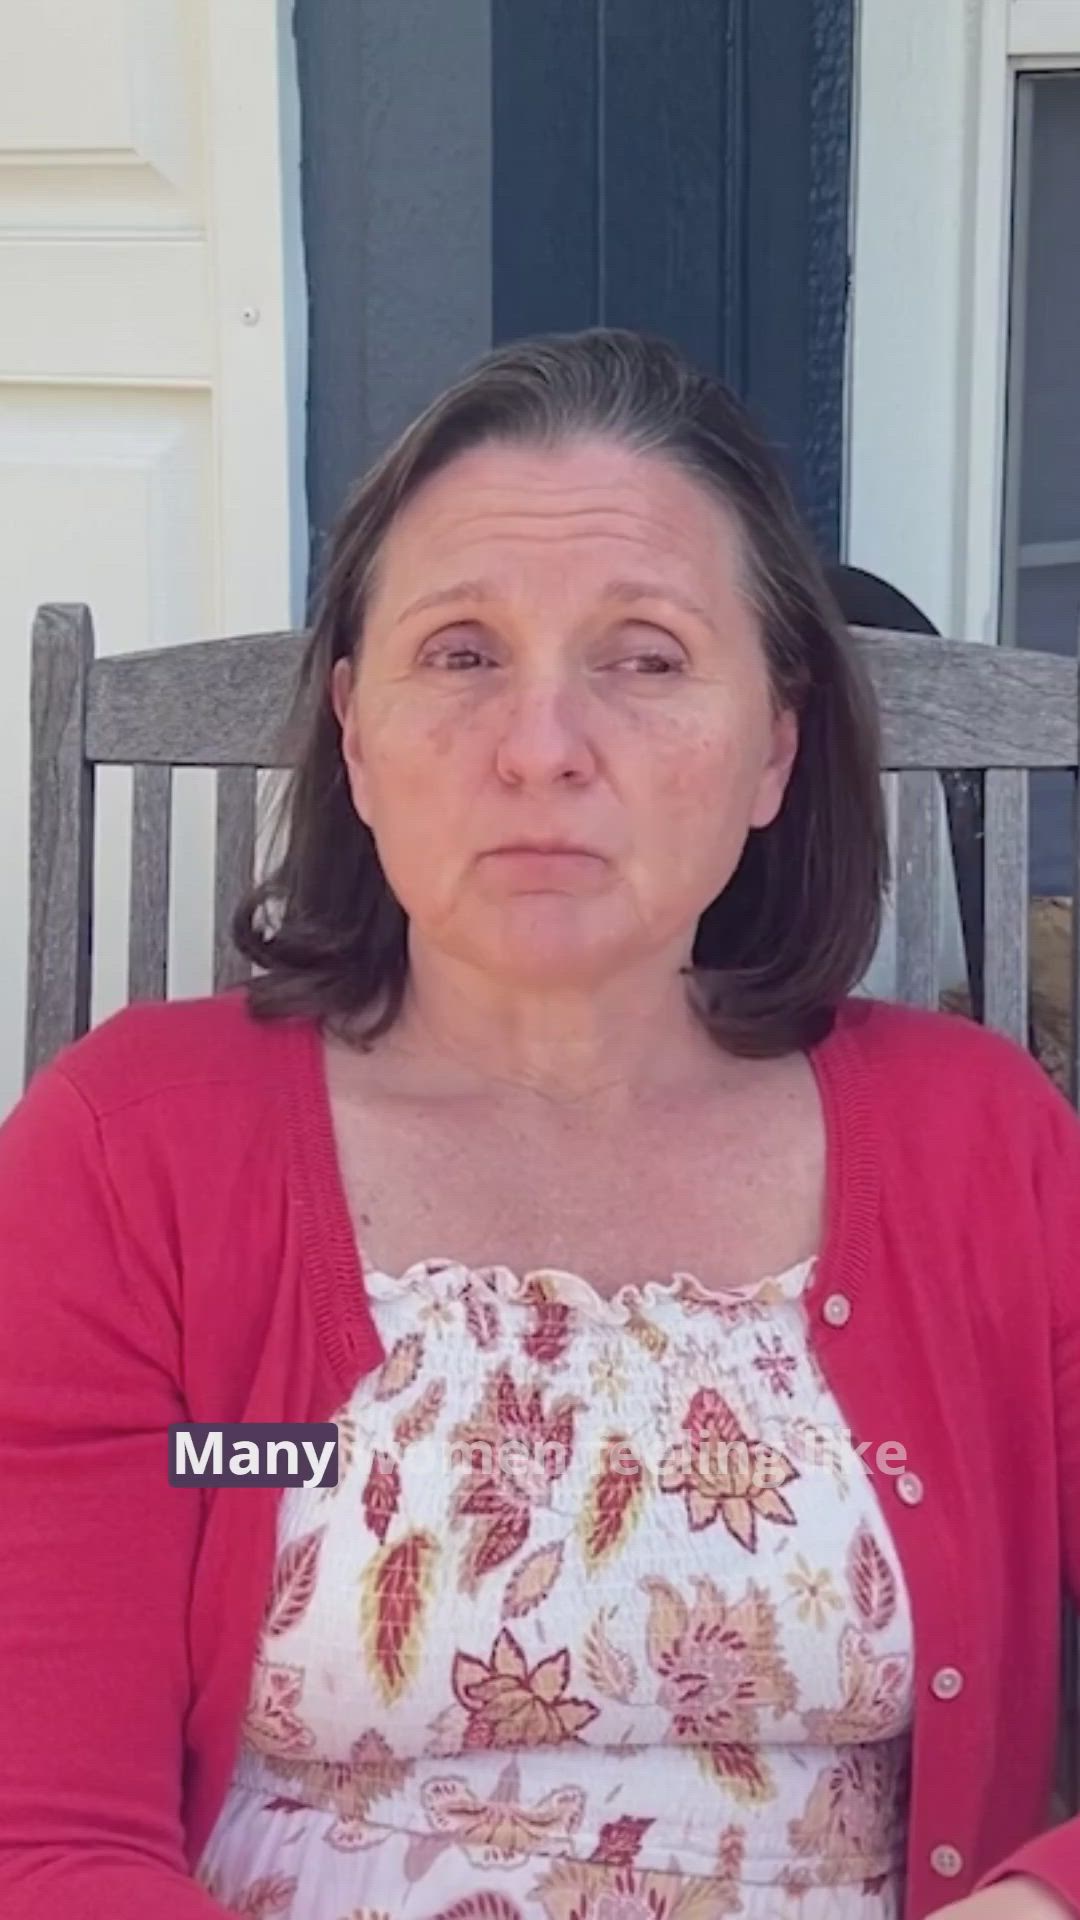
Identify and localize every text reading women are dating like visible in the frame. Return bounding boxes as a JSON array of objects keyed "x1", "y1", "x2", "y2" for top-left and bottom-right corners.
[{"x1": 169, "y1": 1422, "x2": 908, "y2": 1490}]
